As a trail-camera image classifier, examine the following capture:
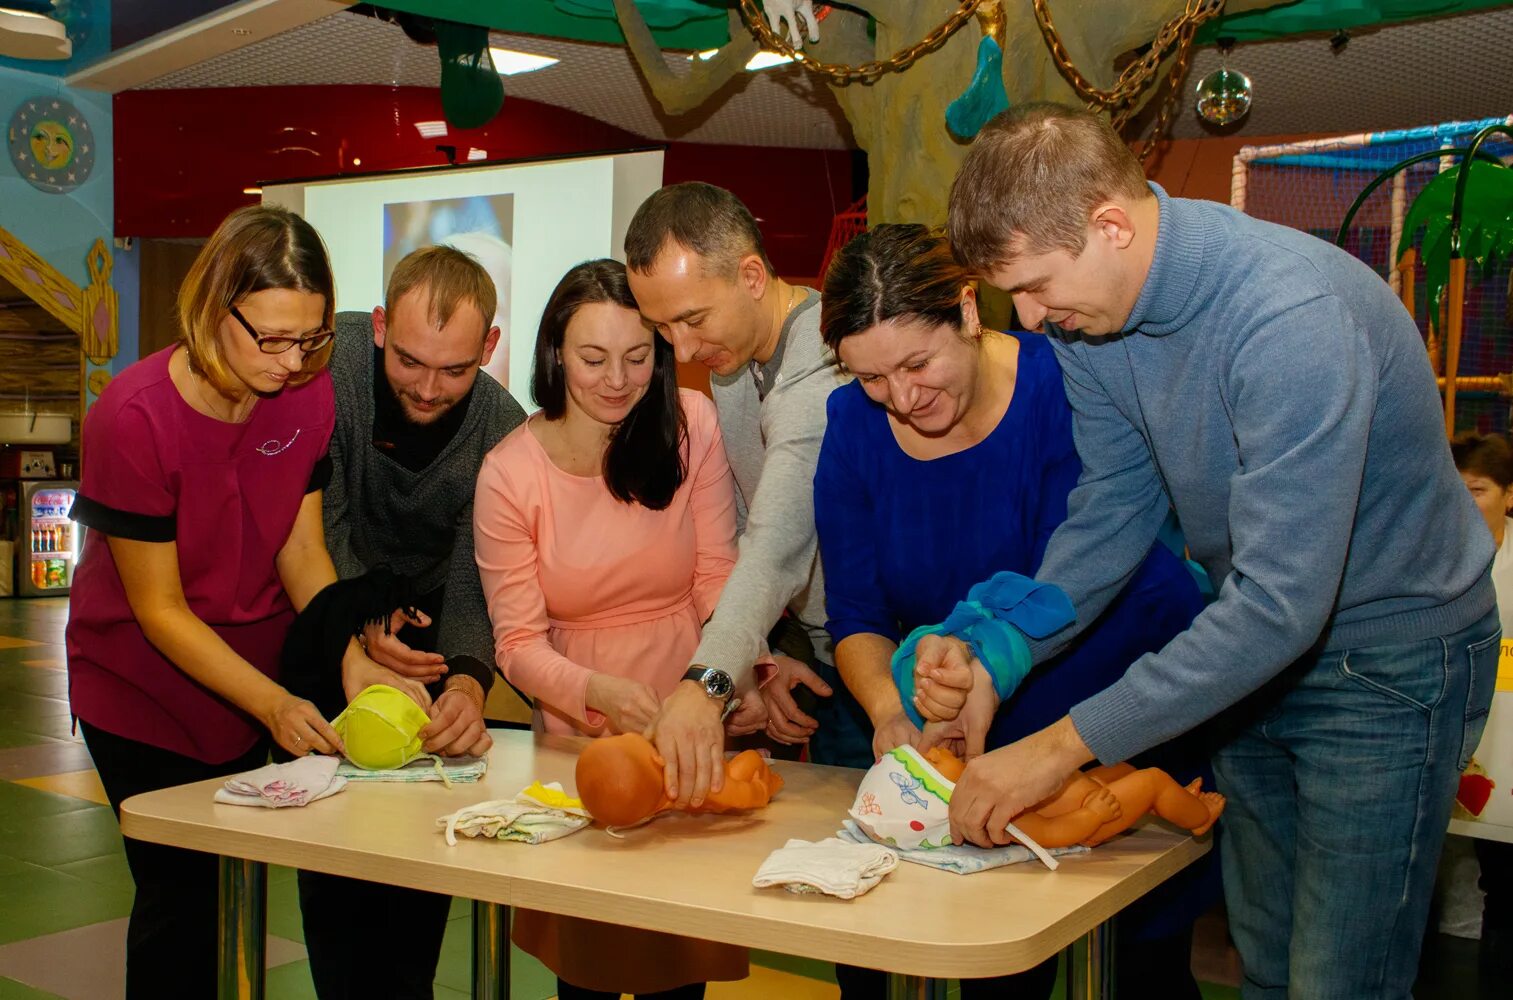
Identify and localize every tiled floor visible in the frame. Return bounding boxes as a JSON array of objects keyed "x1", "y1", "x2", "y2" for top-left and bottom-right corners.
[{"x1": 0, "y1": 596, "x2": 1480, "y2": 999}]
